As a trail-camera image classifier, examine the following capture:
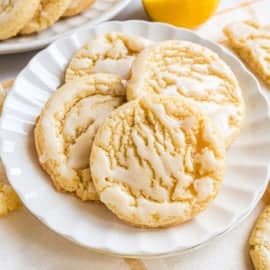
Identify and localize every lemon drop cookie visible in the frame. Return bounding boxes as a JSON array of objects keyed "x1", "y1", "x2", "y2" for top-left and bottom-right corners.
[
  {"x1": 224, "y1": 21, "x2": 270, "y2": 87},
  {"x1": 35, "y1": 74, "x2": 125, "y2": 201},
  {"x1": 249, "y1": 206, "x2": 270, "y2": 270},
  {"x1": 0, "y1": 182, "x2": 21, "y2": 217},
  {"x1": 63, "y1": 0, "x2": 95, "y2": 17},
  {"x1": 127, "y1": 40, "x2": 245, "y2": 147},
  {"x1": 65, "y1": 32, "x2": 152, "y2": 82},
  {"x1": 0, "y1": 0, "x2": 40, "y2": 40},
  {"x1": 20, "y1": 0, "x2": 72, "y2": 34},
  {"x1": 90, "y1": 95, "x2": 226, "y2": 228}
]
